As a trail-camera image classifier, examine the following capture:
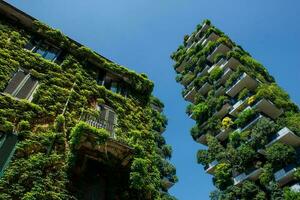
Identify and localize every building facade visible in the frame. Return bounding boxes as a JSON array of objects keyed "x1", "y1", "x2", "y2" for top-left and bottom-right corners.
[
  {"x1": 172, "y1": 20, "x2": 300, "y2": 199},
  {"x1": 0, "y1": 1, "x2": 177, "y2": 199}
]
